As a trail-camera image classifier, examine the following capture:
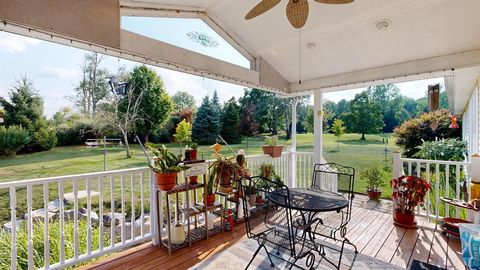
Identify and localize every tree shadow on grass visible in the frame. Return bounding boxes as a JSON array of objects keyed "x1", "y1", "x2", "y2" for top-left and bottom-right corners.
[{"x1": 340, "y1": 139, "x2": 384, "y2": 145}]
